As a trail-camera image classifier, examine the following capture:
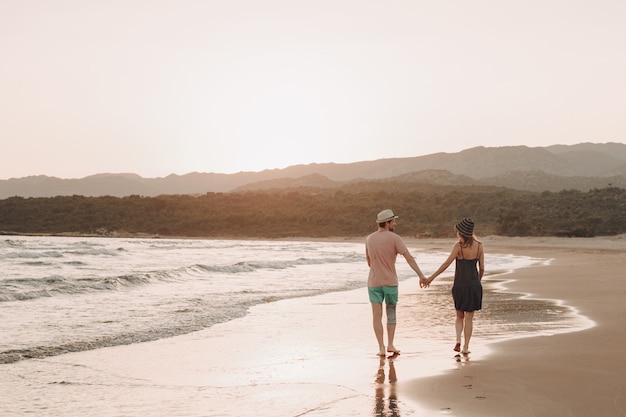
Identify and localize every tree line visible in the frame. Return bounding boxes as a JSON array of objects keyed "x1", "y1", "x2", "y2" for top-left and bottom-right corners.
[{"x1": 0, "y1": 183, "x2": 624, "y2": 239}]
